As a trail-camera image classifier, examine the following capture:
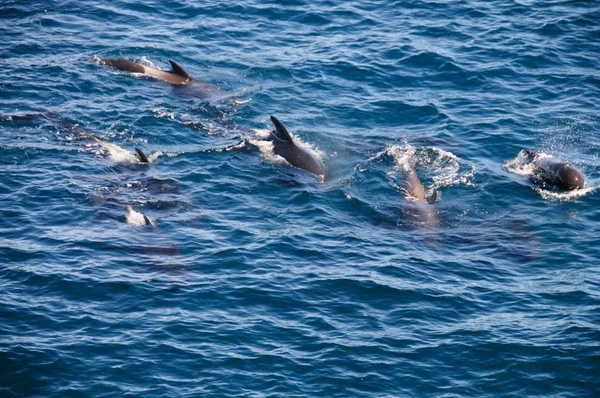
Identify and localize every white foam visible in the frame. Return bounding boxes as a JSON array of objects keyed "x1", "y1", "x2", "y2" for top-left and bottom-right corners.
[
  {"x1": 232, "y1": 98, "x2": 252, "y2": 105},
  {"x1": 78, "y1": 137, "x2": 151, "y2": 166},
  {"x1": 386, "y1": 144, "x2": 417, "y2": 172},
  {"x1": 386, "y1": 144, "x2": 475, "y2": 190},
  {"x1": 125, "y1": 206, "x2": 148, "y2": 226},
  {"x1": 502, "y1": 151, "x2": 551, "y2": 177},
  {"x1": 147, "y1": 150, "x2": 162, "y2": 163},
  {"x1": 248, "y1": 138, "x2": 287, "y2": 165},
  {"x1": 153, "y1": 108, "x2": 176, "y2": 120},
  {"x1": 101, "y1": 142, "x2": 137, "y2": 164},
  {"x1": 253, "y1": 128, "x2": 271, "y2": 139},
  {"x1": 225, "y1": 142, "x2": 247, "y2": 152},
  {"x1": 292, "y1": 135, "x2": 325, "y2": 162},
  {"x1": 536, "y1": 186, "x2": 596, "y2": 201},
  {"x1": 139, "y1": 56, "x2": 157, "y2": 68}
]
